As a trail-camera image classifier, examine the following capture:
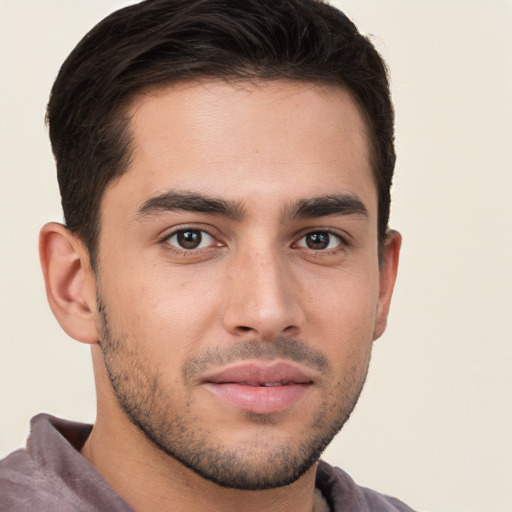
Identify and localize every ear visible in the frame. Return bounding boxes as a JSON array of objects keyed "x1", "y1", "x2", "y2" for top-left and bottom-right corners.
[
  {"x1": 39, "y1": 222, "x2": 99, "y2": 344},
  {"x1": 373, "y1": 229, "x2": 402, "y2": 340}
]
